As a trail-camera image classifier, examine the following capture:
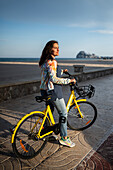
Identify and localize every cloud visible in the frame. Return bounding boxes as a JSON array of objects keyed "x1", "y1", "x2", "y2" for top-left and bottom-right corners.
[
  {"x1": 68, "y1": 21, "x2": 98, "y2": 28},
  {"x1": 89, "y1": 30, "x2": 113, "y2": 34}
]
